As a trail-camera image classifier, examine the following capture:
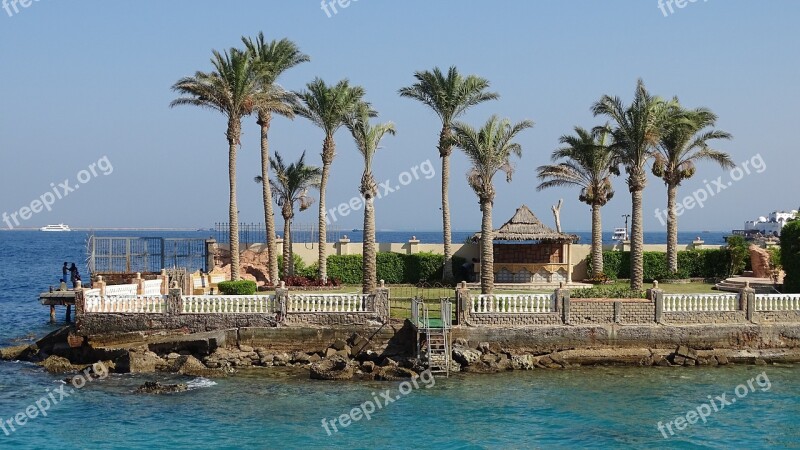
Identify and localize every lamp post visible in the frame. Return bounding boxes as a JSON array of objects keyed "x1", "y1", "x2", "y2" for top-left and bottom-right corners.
[{"x1": 622, "y1": 214, "x2": 631, "y2": 240}]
